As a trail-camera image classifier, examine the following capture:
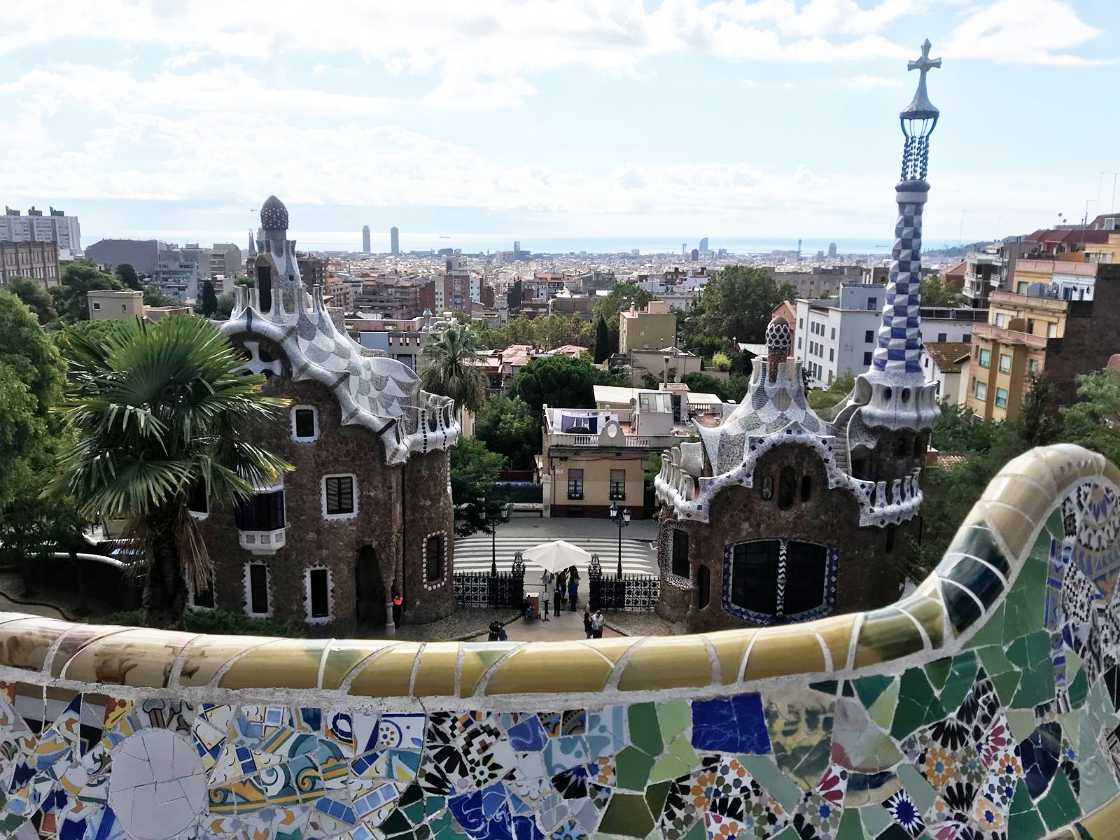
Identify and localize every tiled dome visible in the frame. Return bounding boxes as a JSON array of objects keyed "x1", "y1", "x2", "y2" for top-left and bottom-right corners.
[
  {"x1": 765, "y1": 317, "x2": 793, "y2": 360},
  {"x1": 260, "y1": 195, "x2": 289, "y2": 231}
]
